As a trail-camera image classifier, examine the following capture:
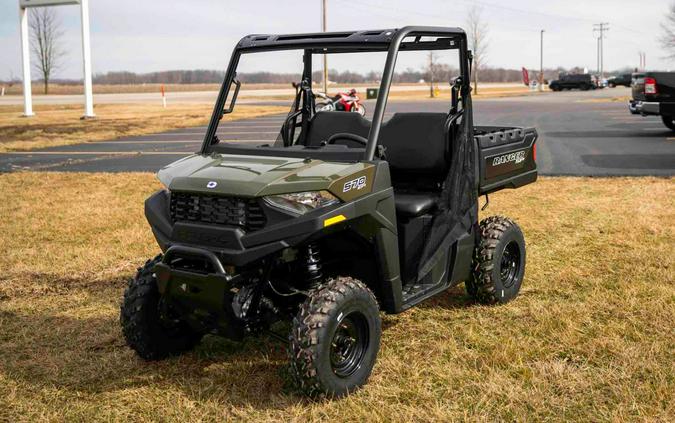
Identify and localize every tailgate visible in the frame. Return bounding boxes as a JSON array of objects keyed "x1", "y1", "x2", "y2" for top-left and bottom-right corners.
[
  {"x1": 475, "y1": 126, "x2": 538, "y2": 195},
  {"x1": 632, "y1": 72, "x2": 675, "y2": 102}
]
